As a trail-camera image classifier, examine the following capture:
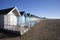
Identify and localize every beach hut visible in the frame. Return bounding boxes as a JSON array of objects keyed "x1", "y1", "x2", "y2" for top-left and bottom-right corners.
[
  {"x1": 29, "y1": 14, "x2": 40, "y2": 28},
  {"x1": 19, "y1": 11, "x2": 26, "y2": 25},
  {"x1": 0, "y1": 7, "x2": 20, "y2": 31},
  {"x1": 30, "y1": 14, "x2": 40, "y2": 23},
  {"x1": 19, "y1": 11, "x2": 29, "y2": 35}
]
